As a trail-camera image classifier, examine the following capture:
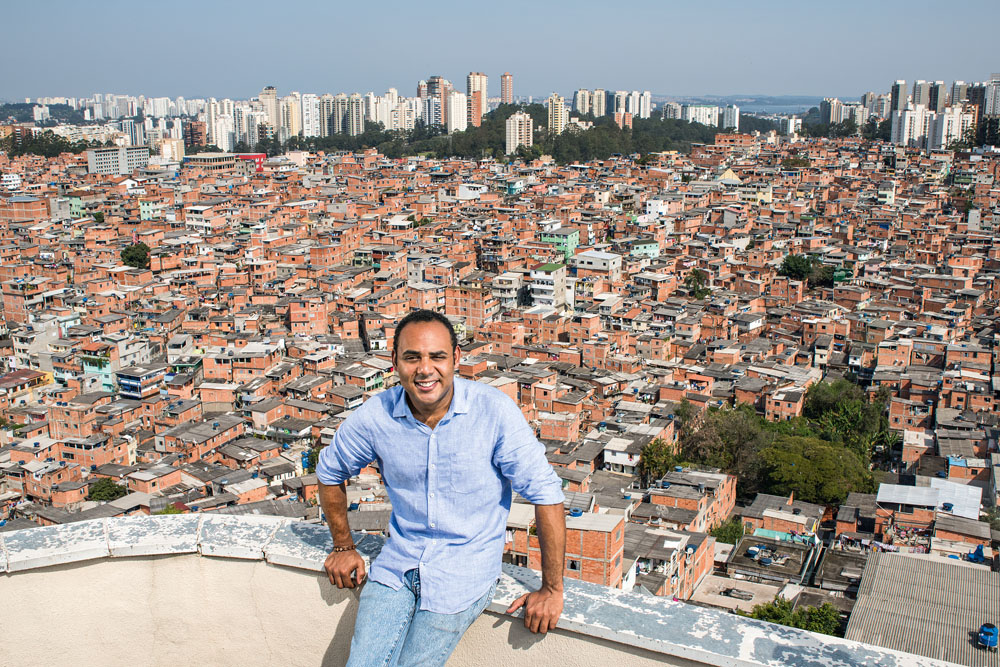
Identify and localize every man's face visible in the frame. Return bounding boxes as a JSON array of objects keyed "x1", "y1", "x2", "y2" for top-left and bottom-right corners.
[{"x1": 393, "y1": 320, "x2": 460, "y2": 419}]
